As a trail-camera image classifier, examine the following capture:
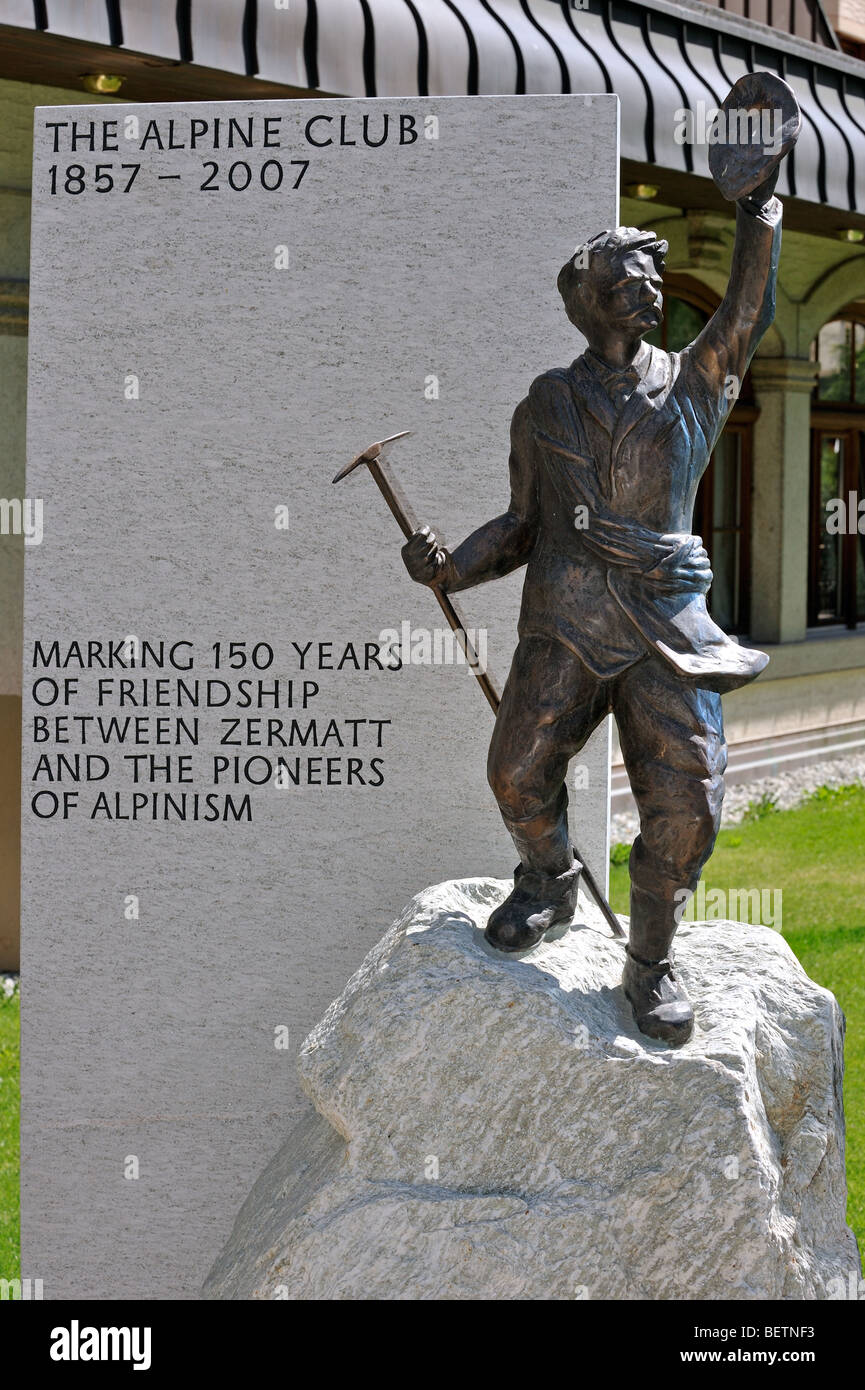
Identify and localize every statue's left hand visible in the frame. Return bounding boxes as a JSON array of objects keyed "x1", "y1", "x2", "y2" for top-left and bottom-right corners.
[{"x1": 647, "y1": 536, "x2": 713, "y2": 595}]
